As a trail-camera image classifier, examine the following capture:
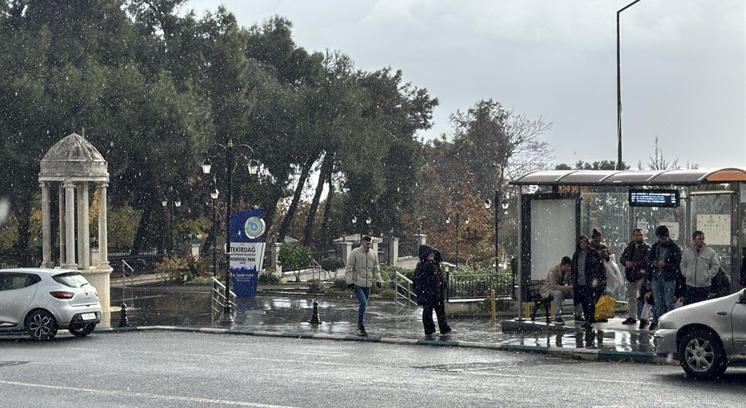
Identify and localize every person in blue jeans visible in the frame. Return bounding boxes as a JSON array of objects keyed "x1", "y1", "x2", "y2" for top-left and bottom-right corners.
[
  {"x1": 647, "y1": 225, "x2": 682, "y2": 331},
  {"x1": 345, "y1": 236, "x2": 383, "y2": 336}
]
